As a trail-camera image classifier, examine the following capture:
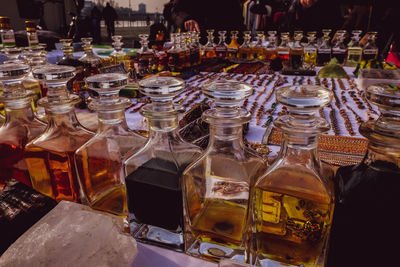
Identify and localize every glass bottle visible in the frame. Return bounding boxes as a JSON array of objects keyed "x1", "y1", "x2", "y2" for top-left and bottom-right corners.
[
  {"x1": 238, "y1": 31, "x2": 253, "y2": 60},
  {"x1": 75, "y1": 37, "x2": 103, "y2": 95},
  {"x1": 317, "y1": 30, "x2": 332, "y2": 66},
  {"x1": 0, "y1": 16, "x2": 16, "y2": 47},
  {"x1": 277, "y1": 32, "x2": 290, "y2": 67},
  {"x1": 136, "y1": 34, "x2": 155, "y2": 77},
  {"x1": 328, "y1": 83, "x2": 400, "y2": 267},
  {"x1": 57, "y1": 38, "x2": 84, "y2": 67},
  {"x1": 345, "y1": 30, "x2": 363, "y2": 67},
  {"x1": 289, "y1": 31, "x2": 304, "y2": 70},
  {"x1": 25, "y1": 20, "x2": 39, "y2": 47},
  {"x1": 250, "y1": 85, "x2": 335, "y2": 267},
  {"x1": 167, "y1": 33, "x2": 185, "y2": 72},
  {"x1": 362, "y1": 31, "x2": 378, "y2": 62},
  {"x1": 183, "y1": 80, "x2": 267, "y2": 262},
  {"x1": 204, "y1": 29, "x2": 217, "y2": 59},
  {"x1": 180, "y1": 32, "x2": 191, "y2": 67},
  {"x1": 110, "y1": 35, "x2": 127, "y2": 66},
  {"x1": 189, "y1": 31, "x2": 201, "y2": 66},
  {"x1": 254, "y1": 31, "x2": 265, "y2": 60},
  {"x1": 0, "y1": 63, "x2": 46, "y2": 188},
  {"x1": 332, "y1": 30, "x2": 347, "y2": 65},
  {"x1": 75, "y1": 73, "x2": 146, "y2": 220},
  {"x1": 124, "y1": 76, "x2": 201, "y2": 251},
  {"x1": 227, "y1": 30, "x2": 240, "y2": 59},
  {"x1": 264, "y1": 31, "x2": 277, "y2": 61},
  {"x1": 24, "y1": 65, "x2": 94, "y2": 202},
  {"x1": 216, "y1": 30, "x2": 228, "y2": 59},
  {"x1": 303, "y1": 31, "x2": 317, "y2": 69}
]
